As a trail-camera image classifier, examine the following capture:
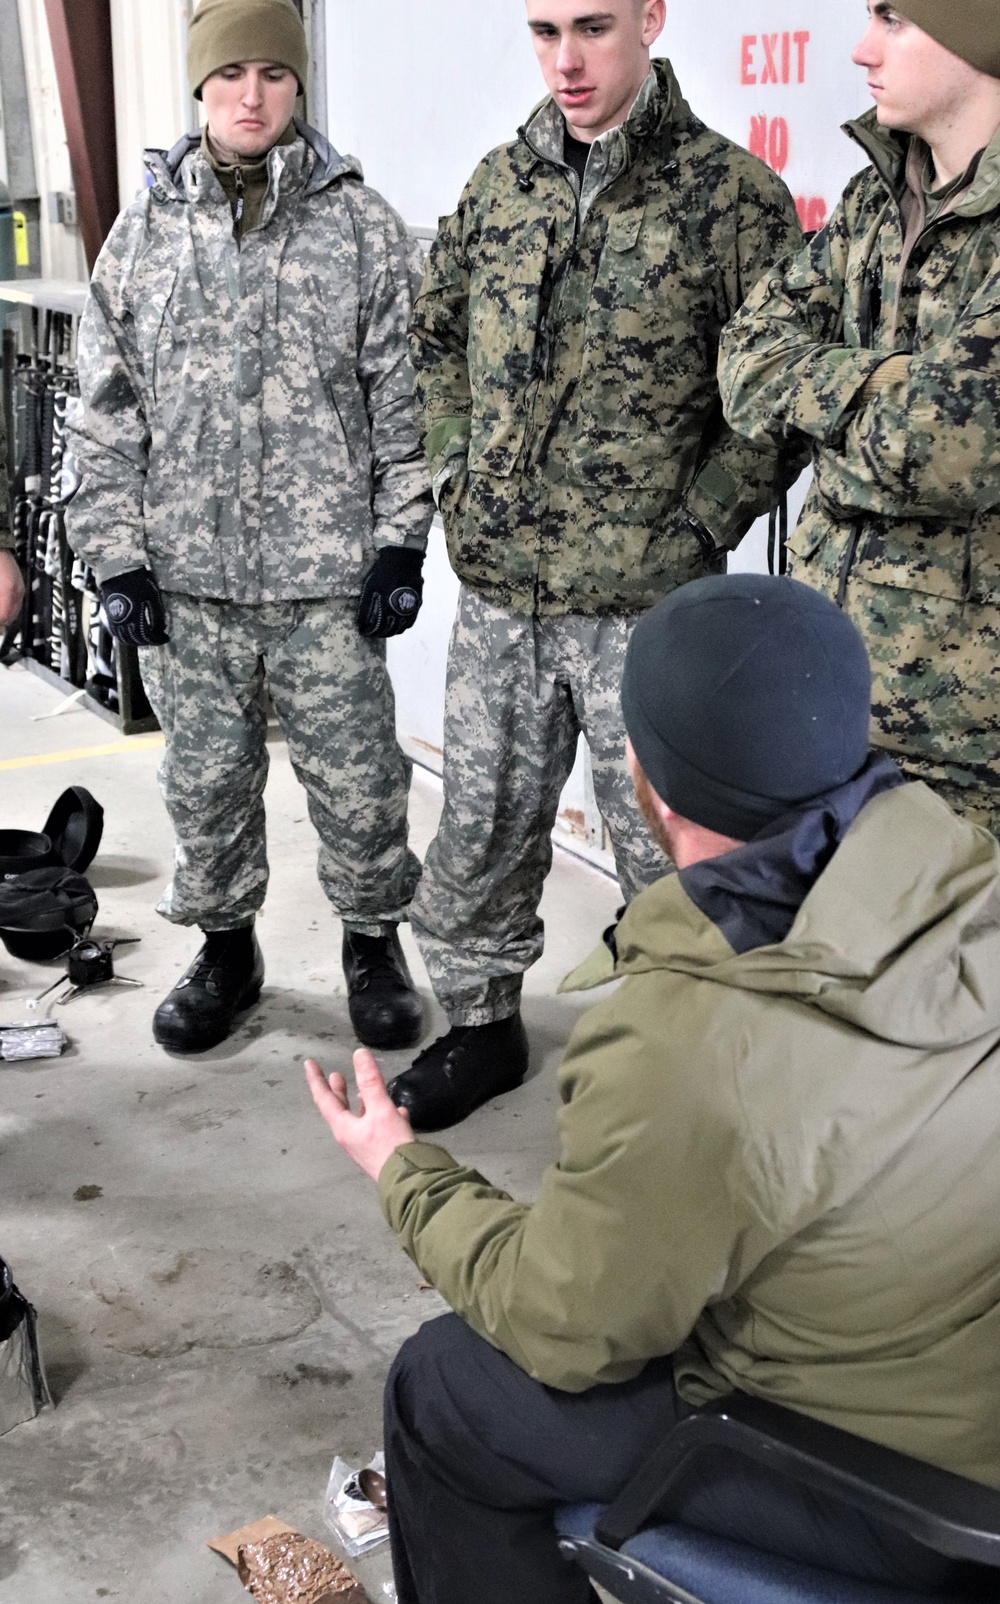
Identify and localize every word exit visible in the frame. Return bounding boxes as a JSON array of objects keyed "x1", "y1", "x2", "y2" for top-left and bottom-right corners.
[{"x1": 741, "y1": 32, "x2": 811, "y2": 86}]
